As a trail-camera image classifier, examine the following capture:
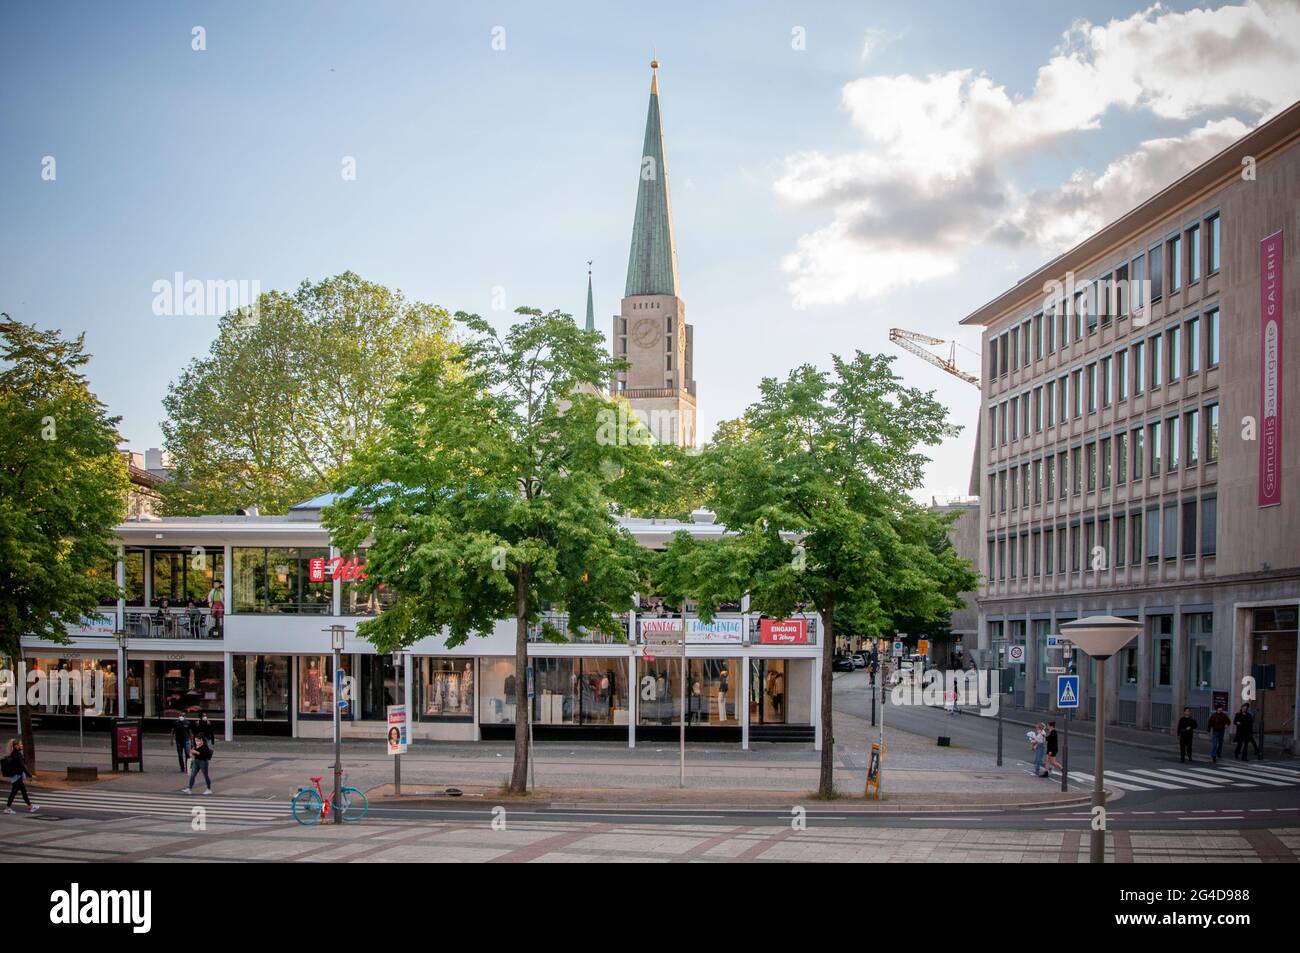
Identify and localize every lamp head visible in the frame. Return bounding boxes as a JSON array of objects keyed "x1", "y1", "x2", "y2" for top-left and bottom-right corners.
[{"x1": 1059, "y1": 615, "x2": 1142, "y2": 660}]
